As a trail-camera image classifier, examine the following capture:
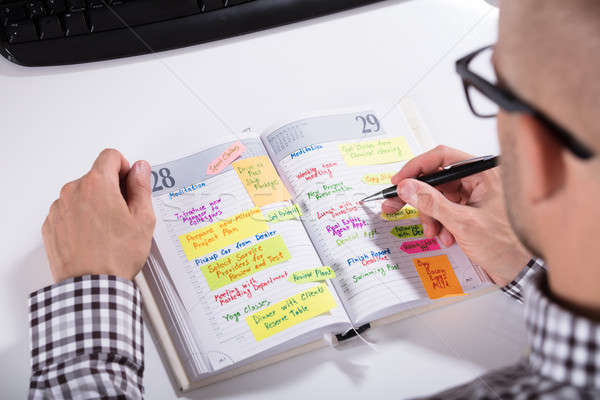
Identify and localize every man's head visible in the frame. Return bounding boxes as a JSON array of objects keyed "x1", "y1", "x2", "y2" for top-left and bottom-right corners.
[{"x1": 494, "y1": 0, "x2": 600, "y2": 311}]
